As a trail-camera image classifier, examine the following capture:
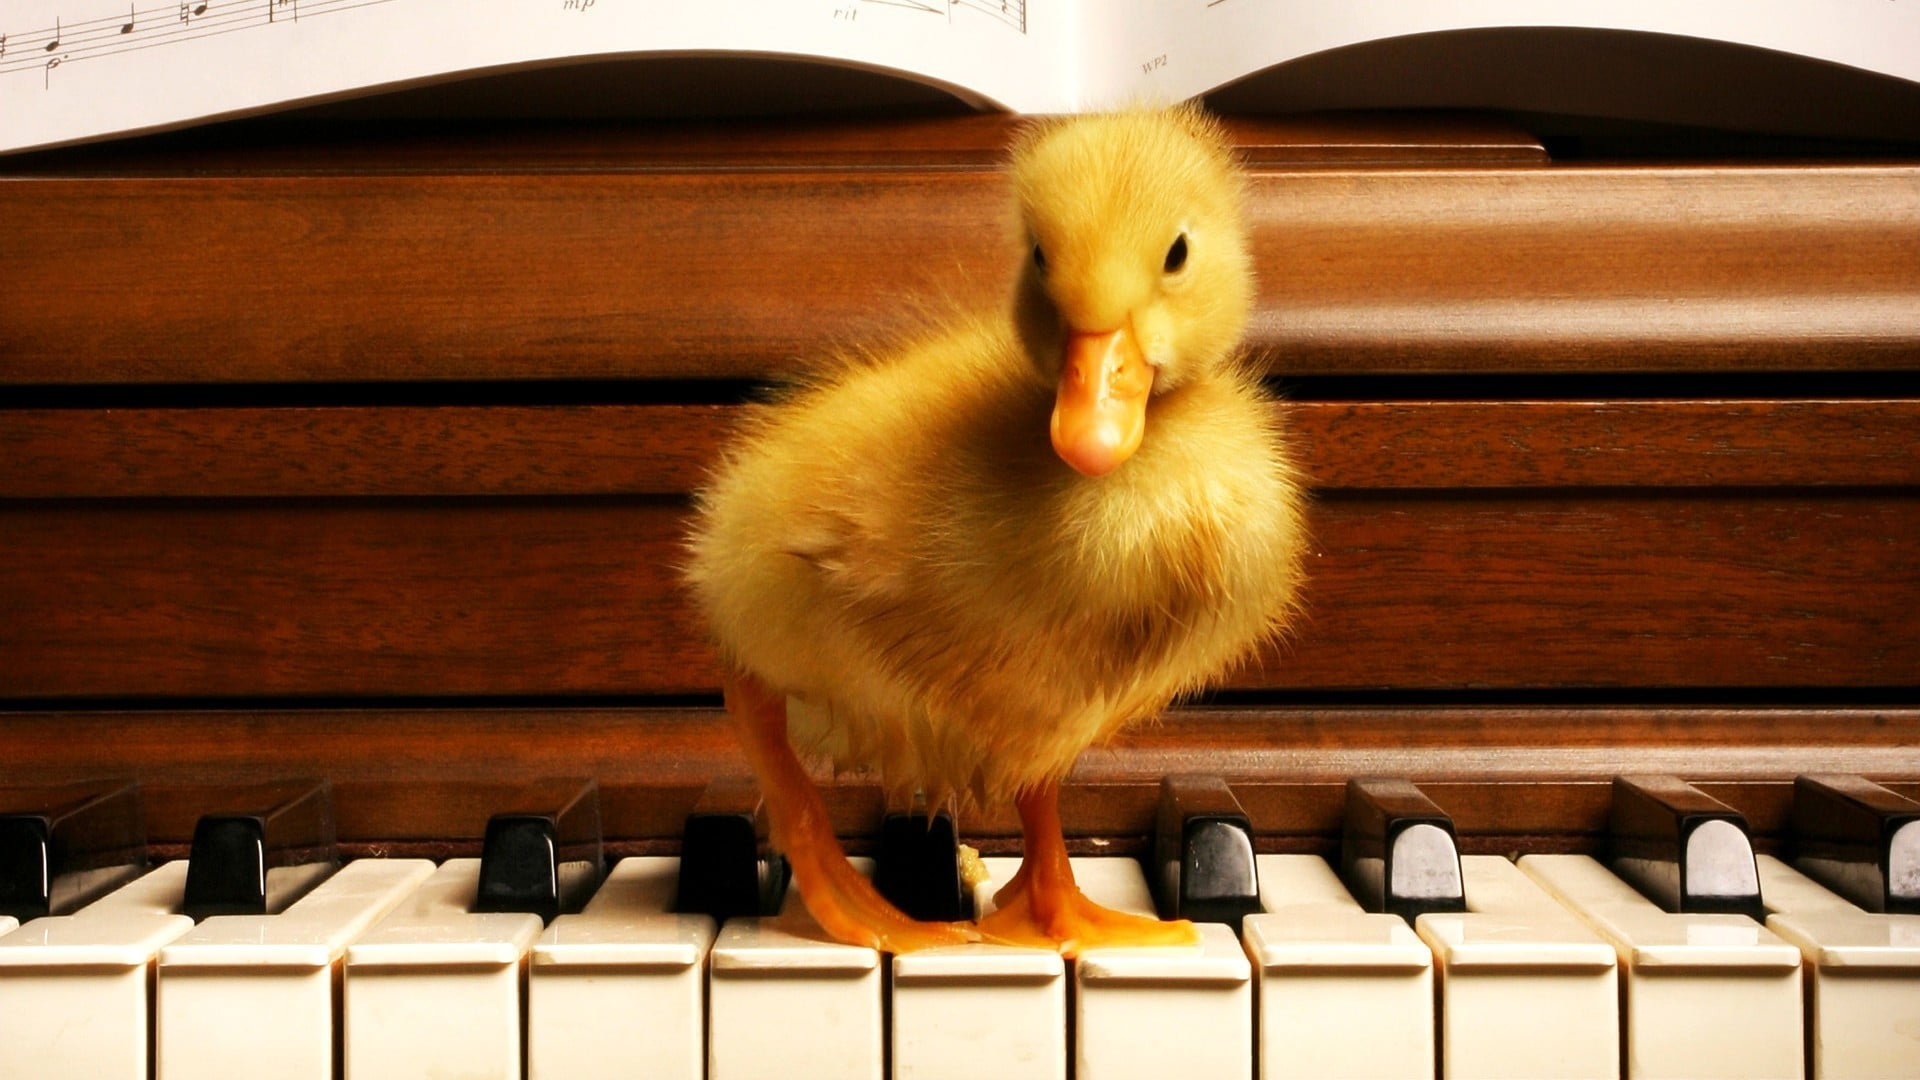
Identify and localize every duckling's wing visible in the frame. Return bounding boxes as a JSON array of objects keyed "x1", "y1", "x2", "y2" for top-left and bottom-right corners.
[{"x1": 780, "y1": 504, "x2": 912, "y2": 609}]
